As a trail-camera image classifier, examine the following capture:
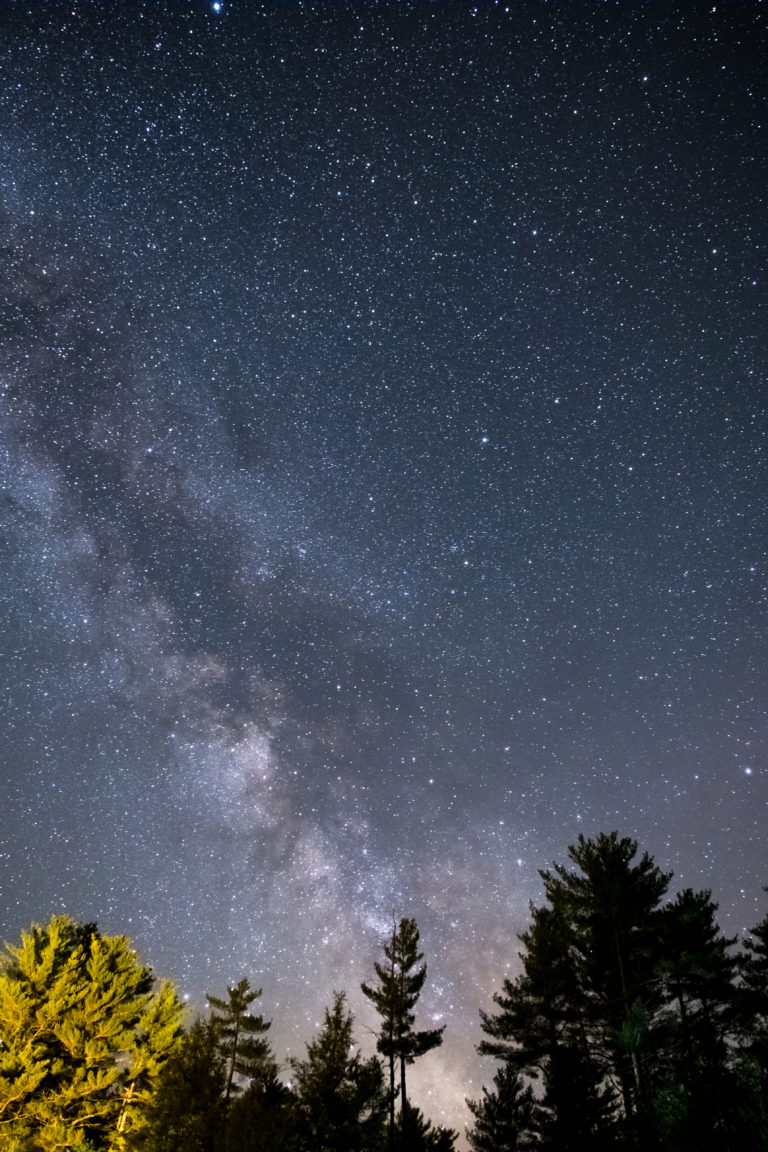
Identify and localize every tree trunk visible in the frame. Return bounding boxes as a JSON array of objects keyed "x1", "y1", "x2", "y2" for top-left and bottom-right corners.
[{"x1": 388, "y1": 1047, "x2": 396, "y2": 1150}]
